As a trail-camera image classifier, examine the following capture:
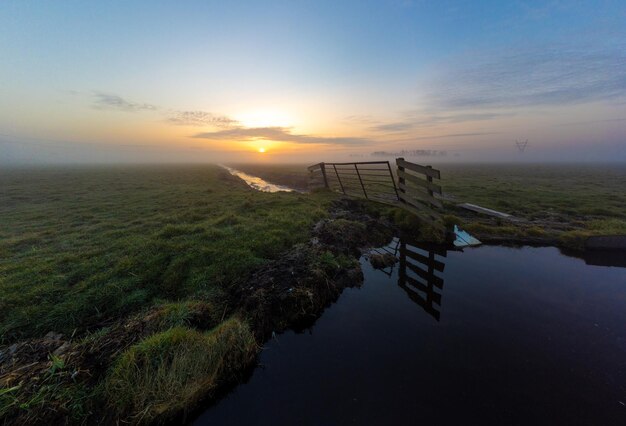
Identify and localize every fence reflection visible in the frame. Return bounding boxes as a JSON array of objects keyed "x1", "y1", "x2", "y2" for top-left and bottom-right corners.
[
  {"x1": 398, "y1": 241, "x2": 446, "y2": 321},
  {"x1": 369, "y1": 238, "x2": 447, "y2": 321}
]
